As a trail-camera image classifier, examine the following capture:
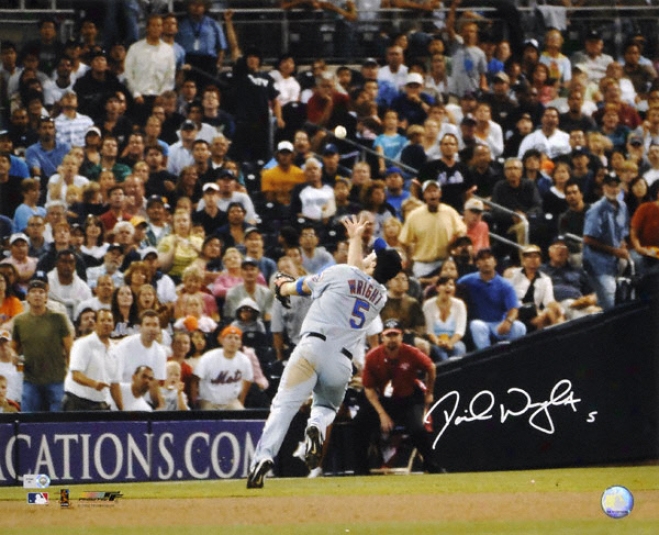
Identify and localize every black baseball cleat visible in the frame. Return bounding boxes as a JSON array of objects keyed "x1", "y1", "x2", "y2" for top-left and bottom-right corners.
[
  {"x1": 246, "y1": 459, "x2": 273, "y2": 489},
  {"x1": 304, "y1": 426, "x2": 323, "y2": 470}
]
